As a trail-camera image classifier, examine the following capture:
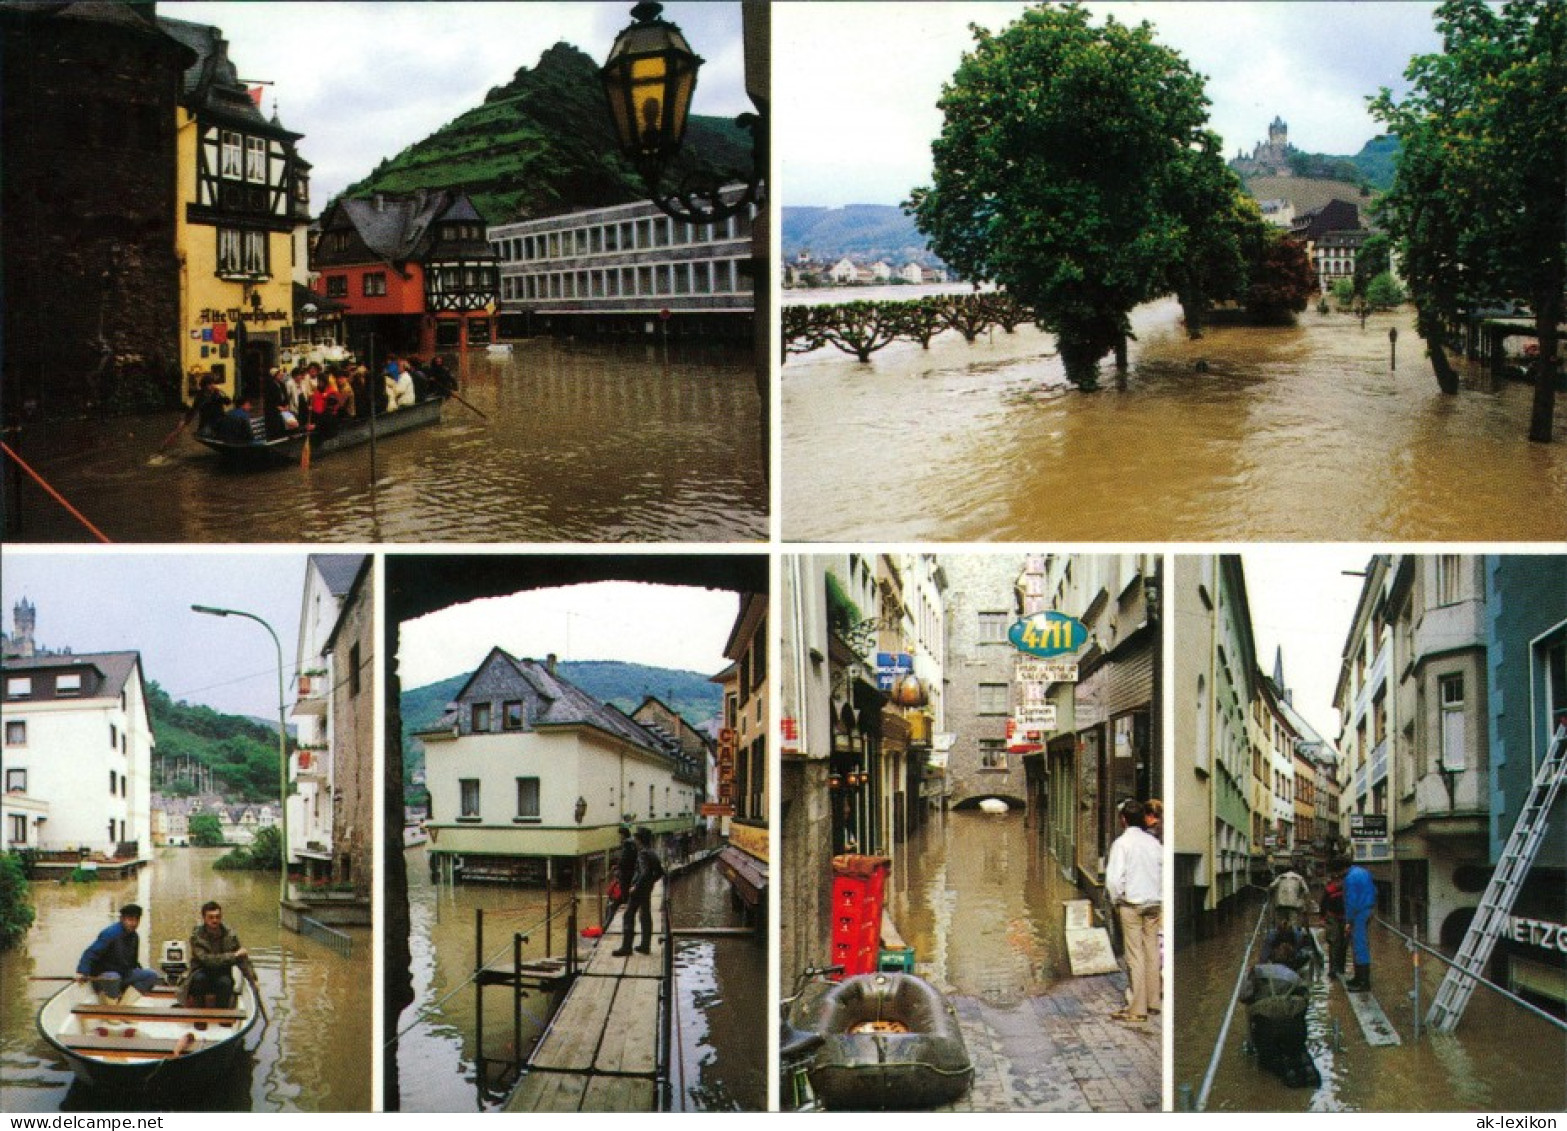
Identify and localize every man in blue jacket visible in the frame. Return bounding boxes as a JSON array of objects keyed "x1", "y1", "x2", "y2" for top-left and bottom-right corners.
[
  {"x1": 76, "y1": 903, "x2": 161, "y2": 998},
  {"x1": 1343, "y1": 857, "x2": 1377, "y2": 990}
]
